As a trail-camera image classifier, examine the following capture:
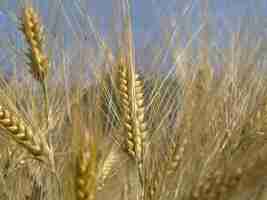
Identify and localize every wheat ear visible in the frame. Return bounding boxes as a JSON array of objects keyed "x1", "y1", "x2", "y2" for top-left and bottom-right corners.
[
  {"x1": 117, "y1": 56, "x2": 148, "y2": 200},
  {"x1": 167, "y1": 138, "x2": 188, "y2": 176},
  {"x1": 0, "y1": 105, "x2": 48, "y2": 160},
  {"x1": 76, "y1": 133, "x2": 97, "y2": 200},
  {"x1": 19, "y1": 6, "x2": 49, "y2": 82},
  {"x1": 19, "y1": 5, "x2": 50, "y2": 137},
  {"x1": 191, "y1": 168, "x2": 243, "y2": 200},
  {"x1": 97, "y1": 146, "x2": 119, "y2": 190},
  {"x1": 117, "y1": 61, "x2": 147, "y2": 164}
]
